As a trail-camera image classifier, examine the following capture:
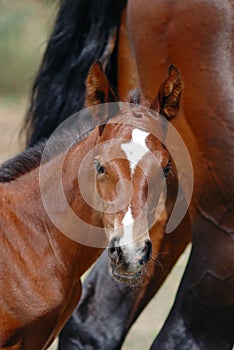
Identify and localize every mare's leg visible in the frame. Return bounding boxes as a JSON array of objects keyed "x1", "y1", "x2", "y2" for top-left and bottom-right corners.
[
  {"x1": 58, "y1": 215, "x2": 191, "y2": 350},
  {"x1": 127, "y1": 0, "x2": 234, "y2": 348},
  {"x1": 150, "y1": 217, "x2": 234, "y2": 350}
]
